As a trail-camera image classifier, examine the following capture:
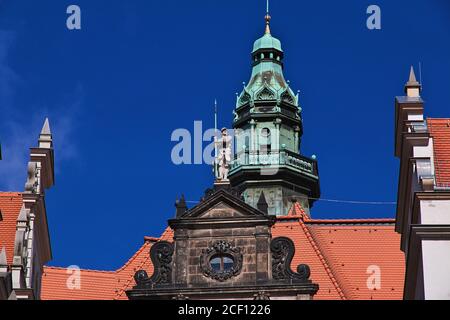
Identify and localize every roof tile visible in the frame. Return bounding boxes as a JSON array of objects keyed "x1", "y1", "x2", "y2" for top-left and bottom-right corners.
[
  {"x1": 428, "y1": 118, "x2": 450, "y2": 186},
  {"x1": 0, "y1": 192, "x2": 23, "y2": 265},
  {"x1": 41, "y1": 218, "x2": 405, "y2": 300}
]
